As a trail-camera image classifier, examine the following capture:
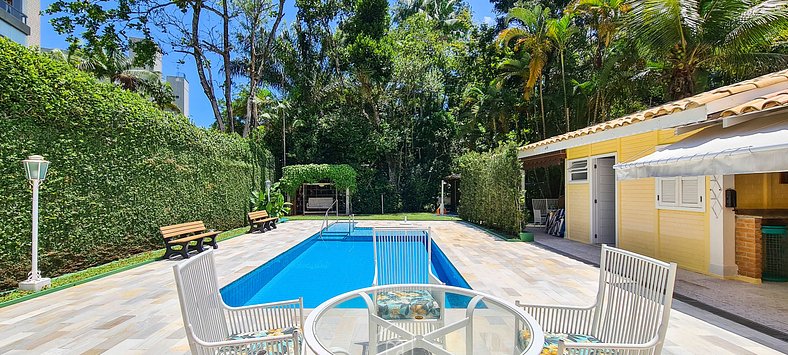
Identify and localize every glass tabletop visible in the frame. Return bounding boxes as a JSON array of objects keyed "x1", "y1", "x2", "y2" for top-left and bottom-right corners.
[{"x1": 303, "y1": 284, "x2": 544, "y2": 355}]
